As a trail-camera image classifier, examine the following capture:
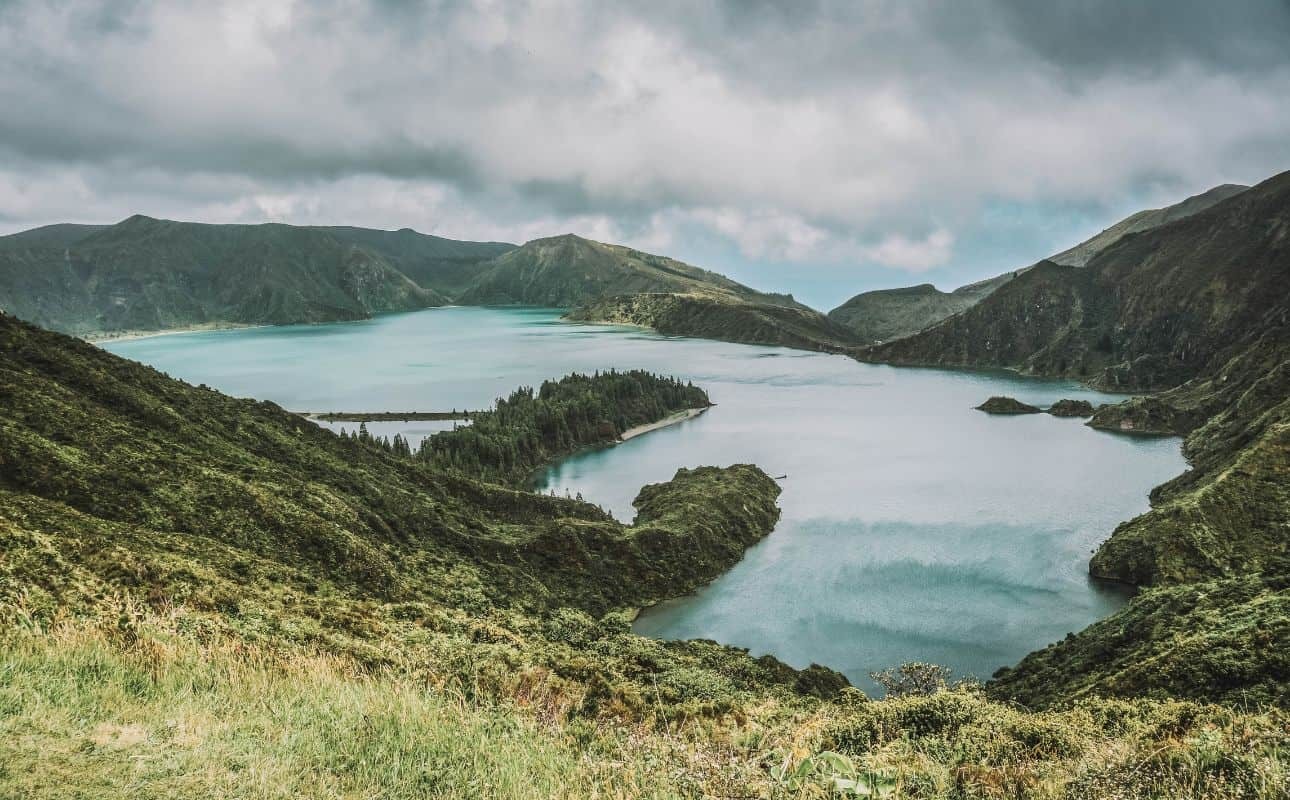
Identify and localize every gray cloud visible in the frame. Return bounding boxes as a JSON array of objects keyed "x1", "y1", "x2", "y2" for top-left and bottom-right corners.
[{"x1": 2, "y1": 0, "x2": 1289, "y2": 284}]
